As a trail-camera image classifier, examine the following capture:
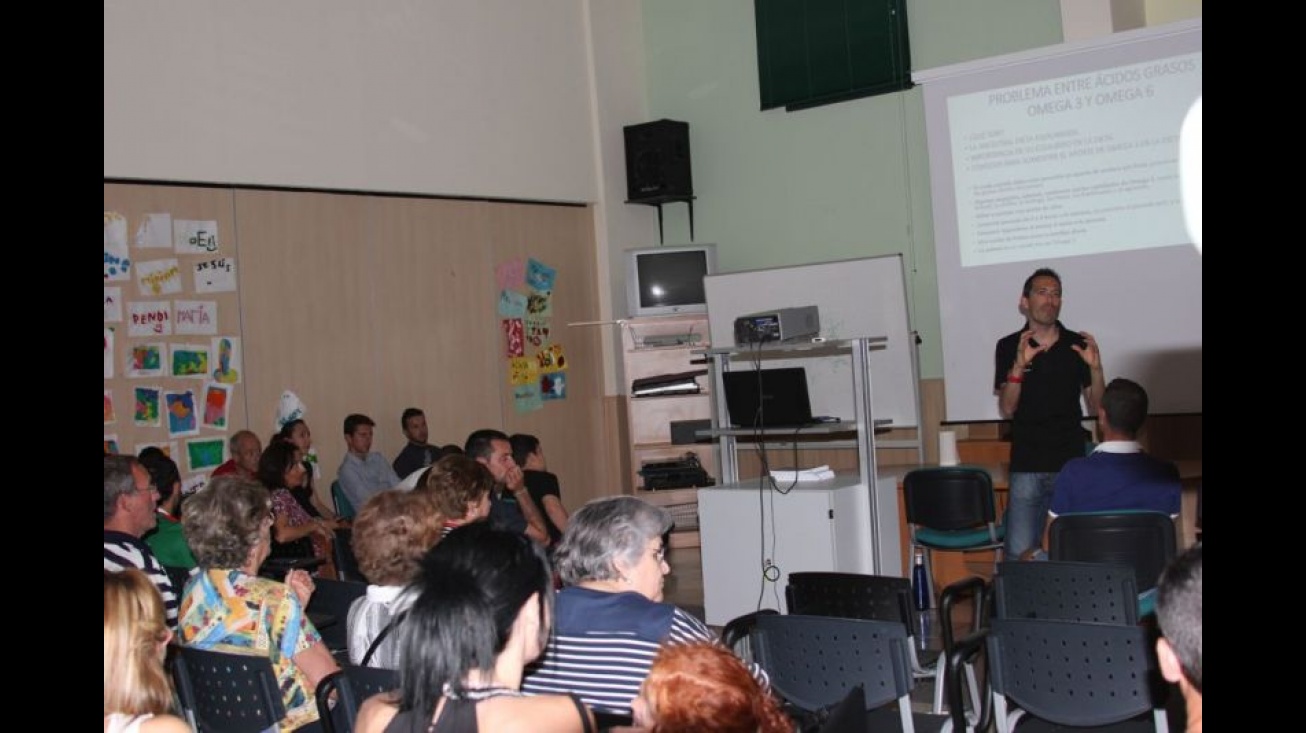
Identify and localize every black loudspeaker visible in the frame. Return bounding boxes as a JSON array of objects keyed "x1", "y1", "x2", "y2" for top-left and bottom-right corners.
[{"x1": 624, "y1": 119, "x2": 693, "y2": 202}]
